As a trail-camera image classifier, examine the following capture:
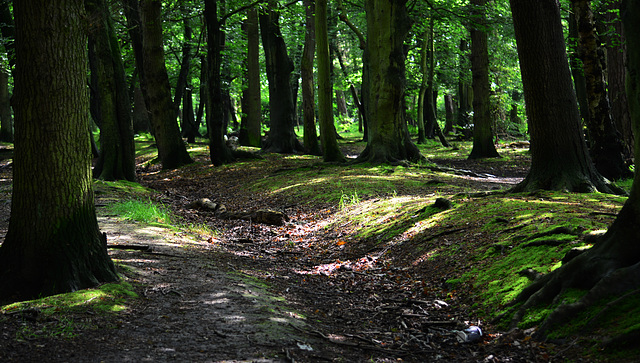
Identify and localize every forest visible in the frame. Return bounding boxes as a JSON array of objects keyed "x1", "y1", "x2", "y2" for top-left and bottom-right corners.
[{"x1": 0, "y1": 0, "x2": 640, "y2": 361}]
